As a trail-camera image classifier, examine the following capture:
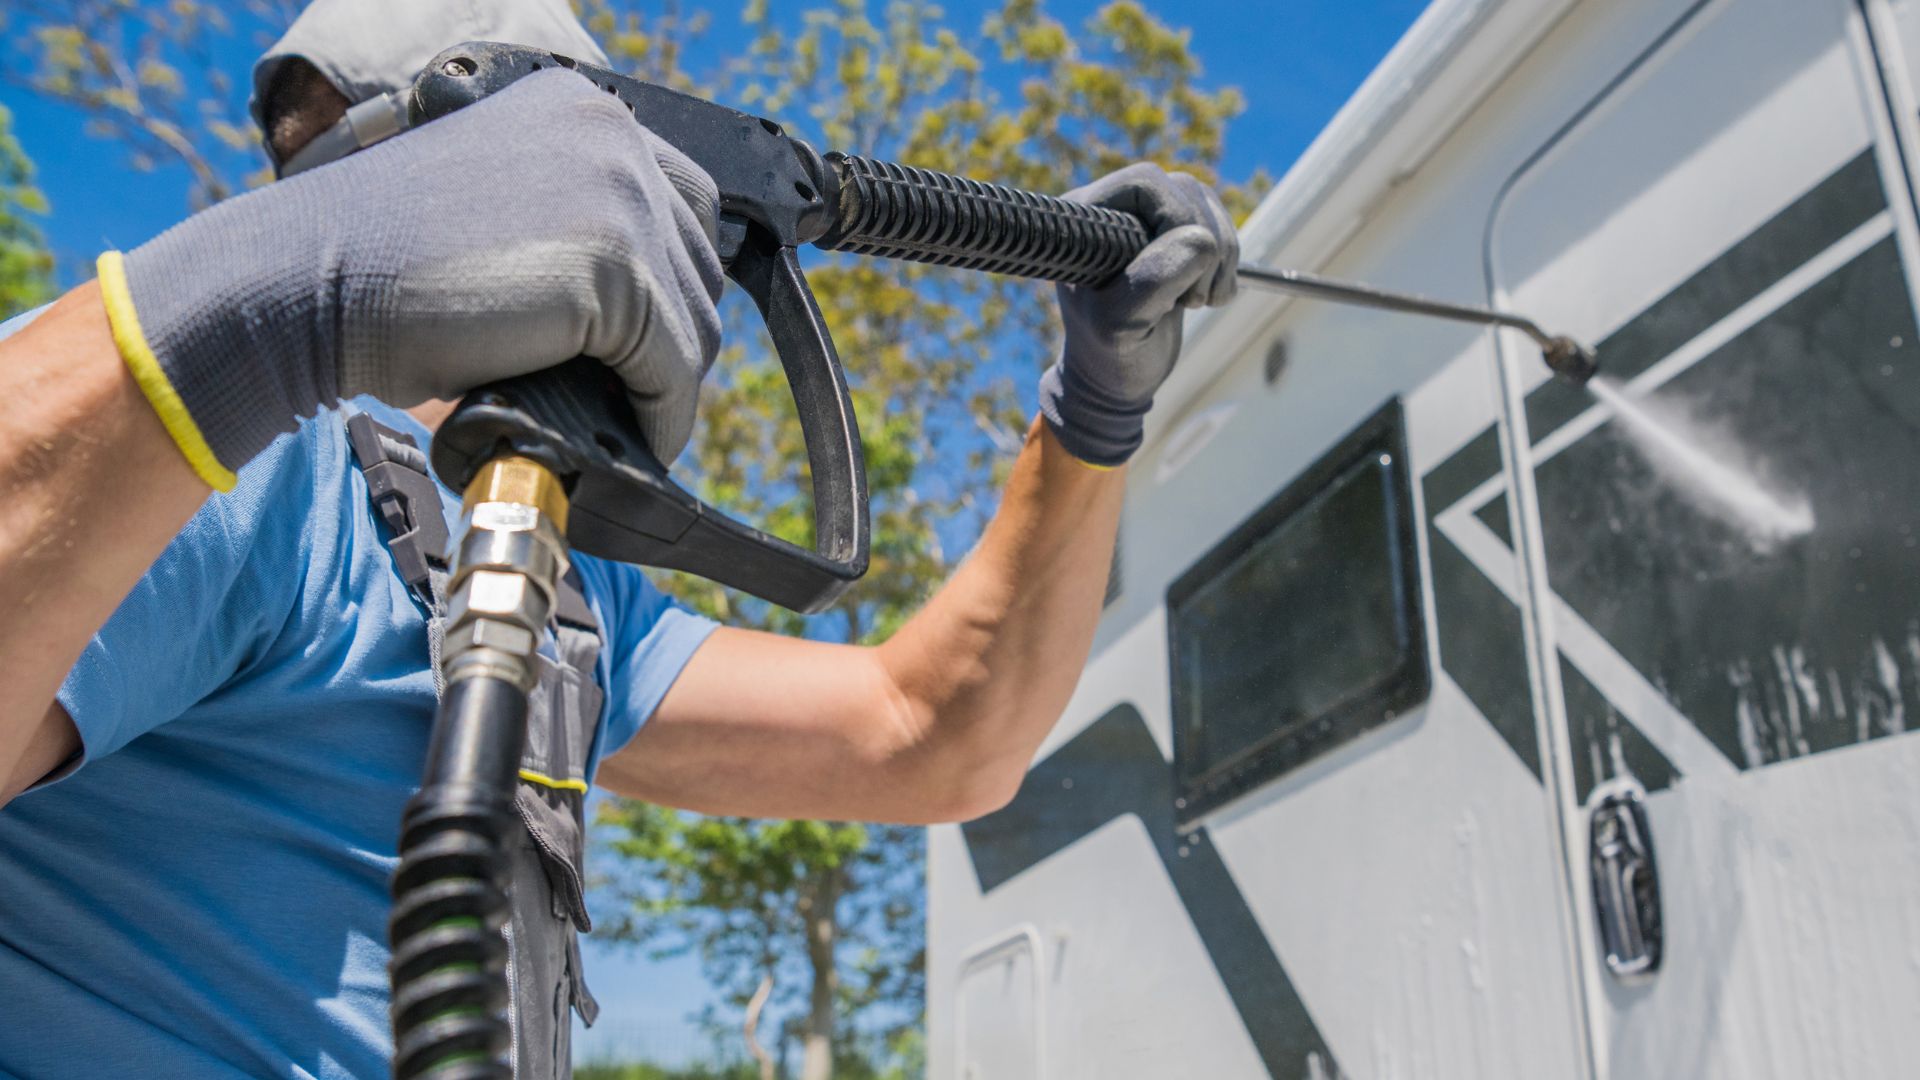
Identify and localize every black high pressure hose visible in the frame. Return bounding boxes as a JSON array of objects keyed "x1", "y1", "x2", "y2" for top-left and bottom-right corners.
[
  {"x1": 389, "y1": 676, "x2": 526, "y2": 1080},
  {"x1": 388, "y1": 458, "x2": 568, "y2": 1080}
]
